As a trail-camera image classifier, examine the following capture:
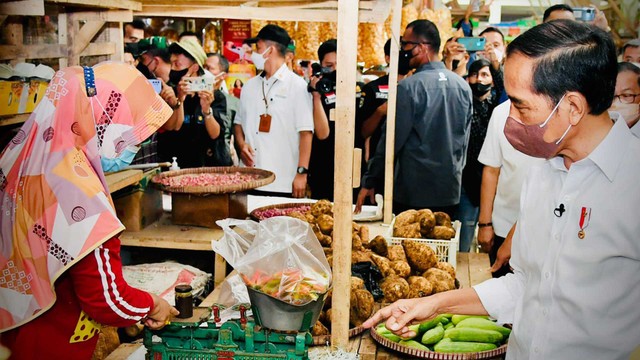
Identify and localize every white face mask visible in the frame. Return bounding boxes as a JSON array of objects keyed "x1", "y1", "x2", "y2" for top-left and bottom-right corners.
[
  {"x1": 493, "y1": 48, "x2": 504, "y2": 63},
  {"x1": 610, "y1": 99, "x2": 640, "y2": 126},
  {"x1": 251, "y1": 46, "x2": 271, "y2": 70}
]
